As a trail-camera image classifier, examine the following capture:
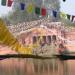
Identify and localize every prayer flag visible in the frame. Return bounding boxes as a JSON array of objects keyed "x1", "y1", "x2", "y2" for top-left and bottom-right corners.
[
  {"x1": 52, "y1": 10, "x2": 57, "y2": 18},
  {"x1": 67, "y1": 14, "x2": 71, "y2": 20},
  {"x1": 47, "y1": 9, "x2": 52, "y2": 18},
  {"x1": 27, "y1": 4, "x2": 33, "y2": 14},
  {"x1": 60, "y1": 12, "x2": 67, "y2": 19},
  {"x1": 35, "y1": 7, "x2": 41, "y2": 15},
  {"x1": 20, "y1": 3, "x2": 25, "y2": 10},
  {"x1": 1, "y1": 0, "x2": 7, "y2": 6},
  {"x1": 7, "y1": 0, "x2": 13, "y2": 7},
  {"x1": 41, "y1": 8, "x2": 46, "y2": 16}
]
